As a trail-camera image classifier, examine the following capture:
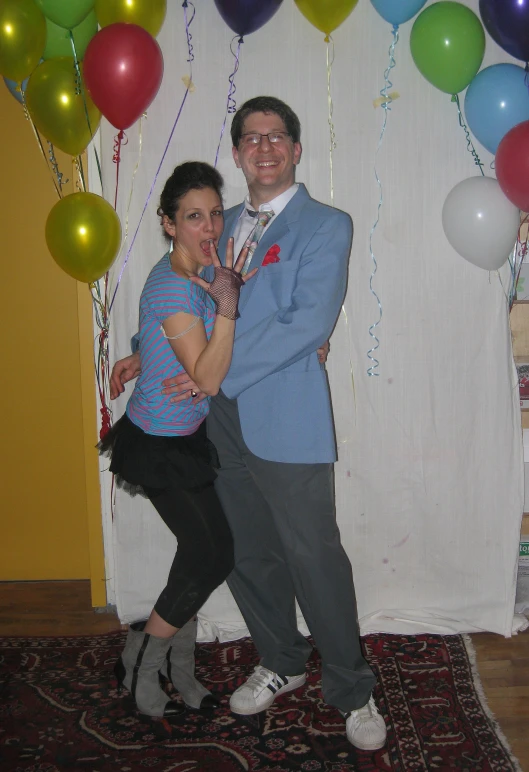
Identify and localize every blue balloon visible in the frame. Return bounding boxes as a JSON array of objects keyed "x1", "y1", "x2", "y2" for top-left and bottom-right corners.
[
  {"x1": 214, "y1": 0, "x2": 283, "y2": 36},
  {"x1": 464, "y1": 63, "x2": 529, "y2": 155},
  {"x1": 370, "y1": 0, "x2": 427, "y2": 26},
  {"x1": 3, "y1": 74, "x2": 29, "y2": 104}
]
